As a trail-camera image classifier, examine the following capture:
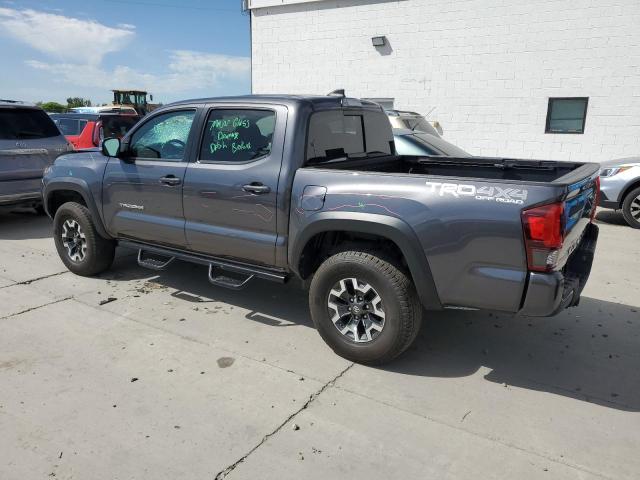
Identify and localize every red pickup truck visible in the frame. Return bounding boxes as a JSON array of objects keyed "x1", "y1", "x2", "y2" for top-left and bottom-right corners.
[{"x1": 49, "y1": 112, "x2": 140, "y2": 150}]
